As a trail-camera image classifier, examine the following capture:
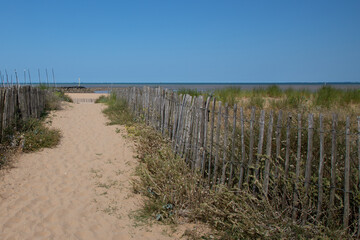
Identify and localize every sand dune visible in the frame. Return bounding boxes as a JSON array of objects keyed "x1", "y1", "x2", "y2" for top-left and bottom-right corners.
[{"x1": 0, "y1": 93, "x2": 181, "y2": 240}]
